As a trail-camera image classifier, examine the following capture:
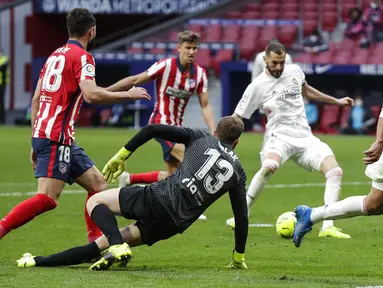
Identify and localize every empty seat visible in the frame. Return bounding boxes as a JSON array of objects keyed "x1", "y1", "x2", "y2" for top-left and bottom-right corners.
[
  {"x1": 242, "y1": 11, "x2": 261, "y2": 19},
  {"x1": 320, "y1": 105, "x2": 340, "y2": 134},
  {"x1": 222, "y1": 25, "x2": 241, "y2": 42},
  {"x1": 303, "y1": 20, "x2": 318, "y2": 36},
  {"x1": 211, "y1": 49, "x2": 234, "y2": 75},
  {"x1": 225, "y1": 11, "x2": 241, "y2": 18},
  {"x1": 244, "y1": 3, "x2": 261, "y2": 12},
  {"x1": 202, "y1": 24, "x2": 222, "y2": 42},
  {"x1": 293, "y1": 52, "x2": 315, "y2": 63},
  {"x1": 314, "y1": 51, "x2": 333, "y2": 64},
  {"x1": 322, "y1": 13, "x2": 338, "y2": 31},
  {"x1": 195, "y1": 49, "x2": 211, "y2": 69}
]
